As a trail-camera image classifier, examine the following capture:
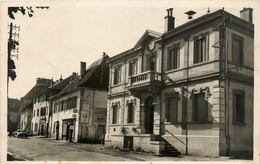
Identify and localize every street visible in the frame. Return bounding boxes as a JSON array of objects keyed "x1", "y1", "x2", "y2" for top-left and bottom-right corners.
[{"x1": 8, "y1": 136, "x2": 230, "y2": 161}]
